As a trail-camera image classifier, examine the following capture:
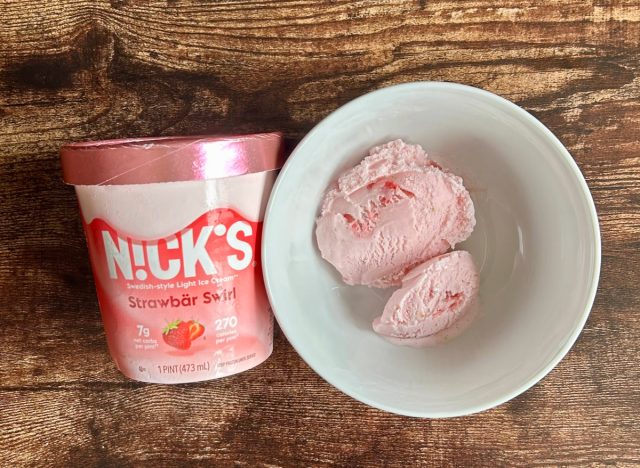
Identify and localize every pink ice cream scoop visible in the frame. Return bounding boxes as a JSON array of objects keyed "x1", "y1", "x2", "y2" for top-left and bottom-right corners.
[
  {"x1": 316, "y1": 140, "x2": 475, "y2": 288},
  {"x1": 373, "y1": 251, "x2": 479, "y2": 347}
]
